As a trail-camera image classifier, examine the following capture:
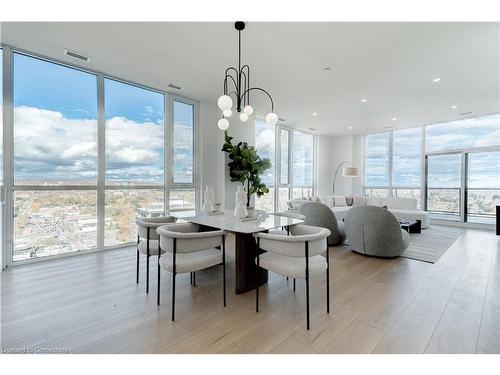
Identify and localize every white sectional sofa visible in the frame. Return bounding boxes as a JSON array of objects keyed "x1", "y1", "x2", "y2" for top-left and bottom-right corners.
[{"x1": 288, "y1": 195, "x2": 430, "y2": 229}]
